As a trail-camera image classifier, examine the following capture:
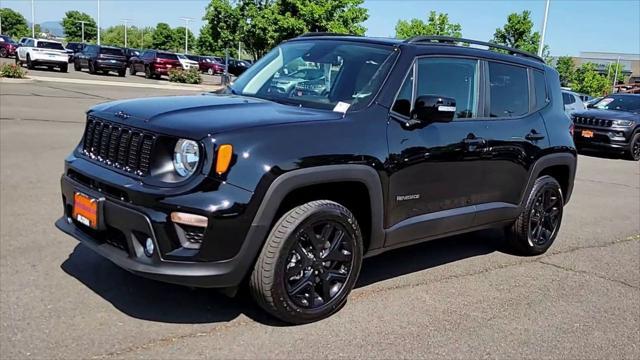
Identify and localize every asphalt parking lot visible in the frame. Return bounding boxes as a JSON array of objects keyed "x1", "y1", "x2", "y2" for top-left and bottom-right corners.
[{"x1": 1, "y1": 79, "x2": 639, "y2": 359}]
